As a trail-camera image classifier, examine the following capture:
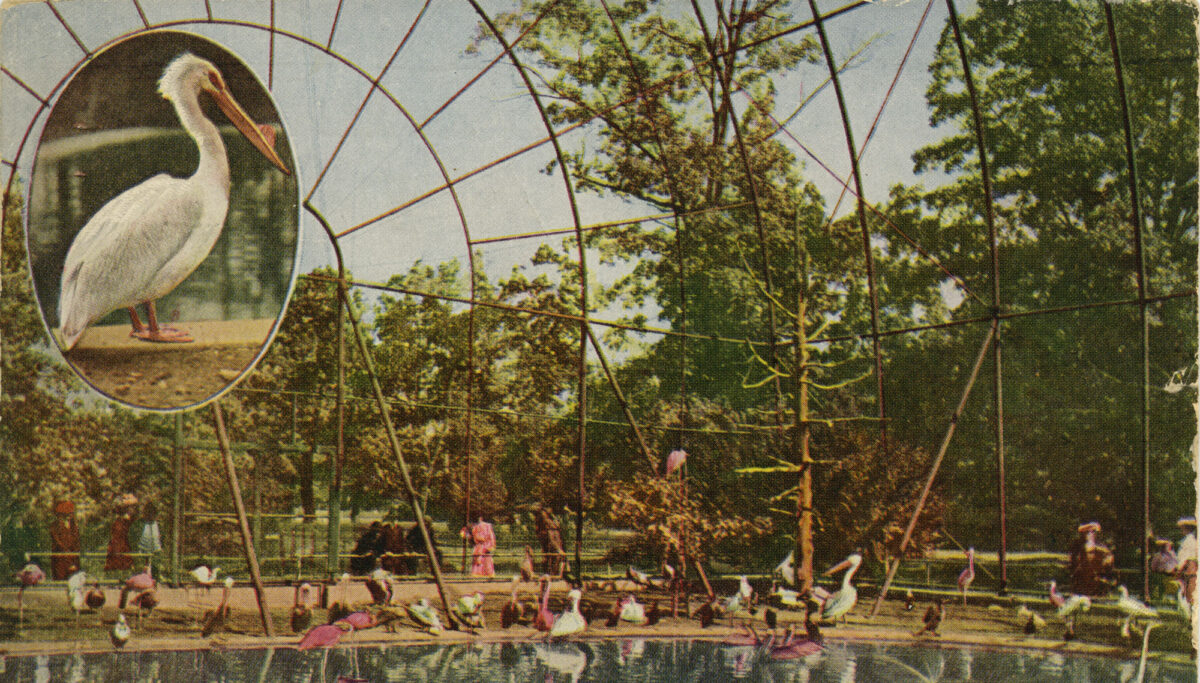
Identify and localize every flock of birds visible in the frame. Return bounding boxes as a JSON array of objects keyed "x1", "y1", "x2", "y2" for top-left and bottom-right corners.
[{"x1": 8, "y1": 545, "x2": 1191, "y2": 658}]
